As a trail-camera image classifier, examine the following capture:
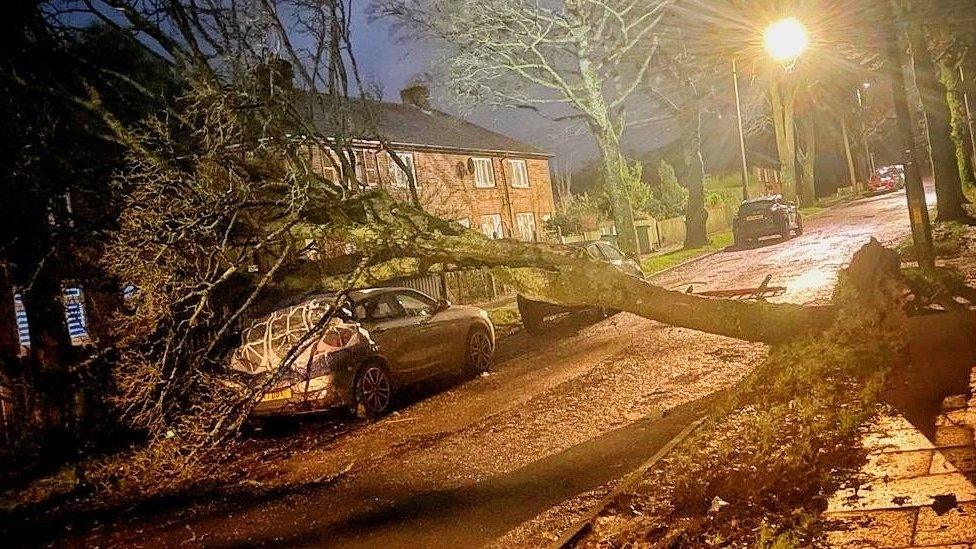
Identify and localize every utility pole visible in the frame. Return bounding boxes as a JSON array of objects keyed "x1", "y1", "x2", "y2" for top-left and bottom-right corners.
[
  {"x1": 884, "y1": 0, "x2": 934, "y2": 269},
  {"x1": 841, "y1": 118, "x2": 859, "y2": 191},
  {"x1": 732, "y1": 58, "x2": 751, "y2": 200}
]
